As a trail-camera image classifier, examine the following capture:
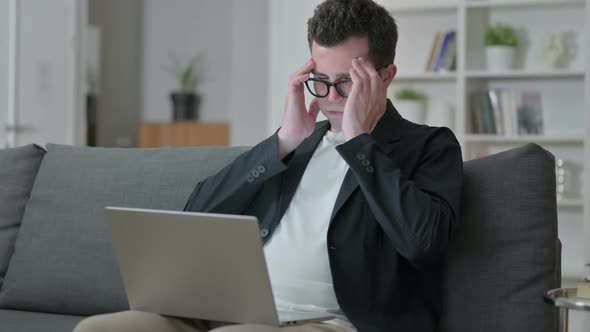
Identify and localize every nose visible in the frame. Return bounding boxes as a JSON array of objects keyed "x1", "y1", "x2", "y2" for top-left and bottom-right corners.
[{"x1": 327, "y1": 85, "x2": 342, "y2": 103}]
